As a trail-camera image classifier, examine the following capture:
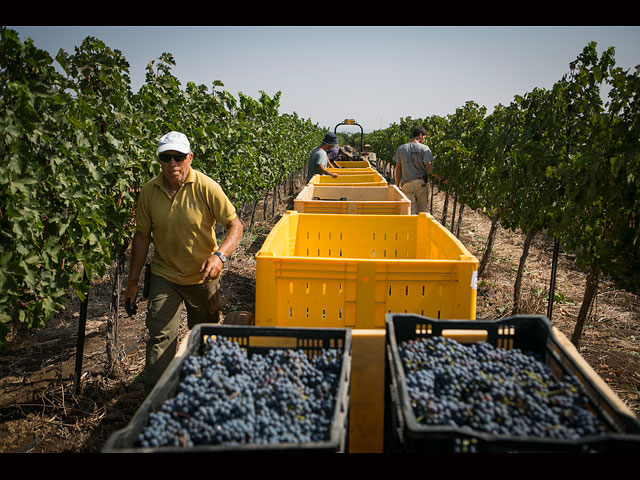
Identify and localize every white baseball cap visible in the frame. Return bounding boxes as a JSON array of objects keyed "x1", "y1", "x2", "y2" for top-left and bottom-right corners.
[{"x1": 157, "y1": 131, "x2": 191, "y2": 154}]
